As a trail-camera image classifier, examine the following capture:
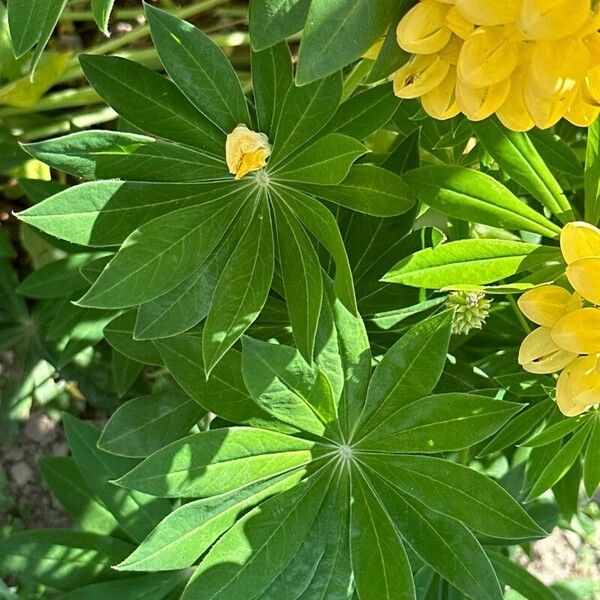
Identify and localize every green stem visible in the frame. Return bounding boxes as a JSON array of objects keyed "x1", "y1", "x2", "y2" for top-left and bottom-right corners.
[
  {"x1": 60, "y1": 8, "x2": 144, "y2": 21},
  {"x1": 508, "y1": 293, "x2": 531, "y2": 335}
]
